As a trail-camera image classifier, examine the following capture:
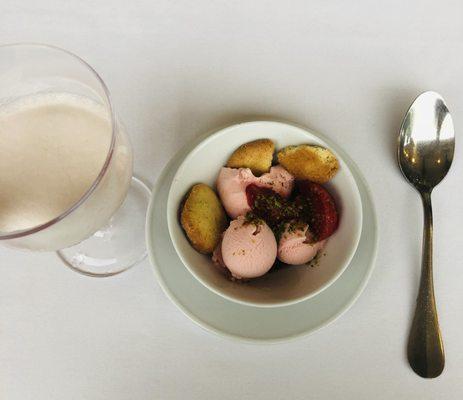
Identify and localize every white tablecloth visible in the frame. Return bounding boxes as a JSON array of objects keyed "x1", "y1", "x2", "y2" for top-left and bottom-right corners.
[{"x1": 1, "y1": 1, "x2": 463, "y2": 399}]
